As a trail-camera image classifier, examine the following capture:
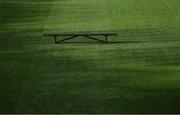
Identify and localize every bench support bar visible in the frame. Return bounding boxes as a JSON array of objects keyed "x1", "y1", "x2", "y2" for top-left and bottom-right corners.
[{"x1": 54, "y1": 35, "x2": 109, "y2": 43}]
